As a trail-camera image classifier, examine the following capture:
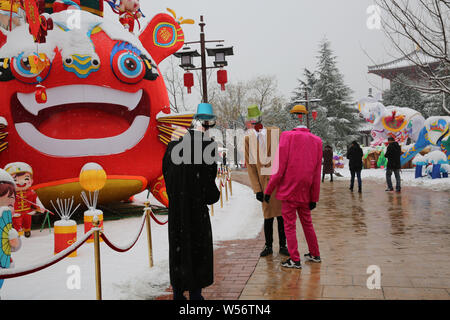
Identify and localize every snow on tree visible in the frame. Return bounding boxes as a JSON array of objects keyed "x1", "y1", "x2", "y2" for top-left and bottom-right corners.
[
  {"x1": 383, "y1": 74, "x2": 450, "y2": 118},
  {"x1": 290, "y1": 39, "x2": 362, "y2": 150}
]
